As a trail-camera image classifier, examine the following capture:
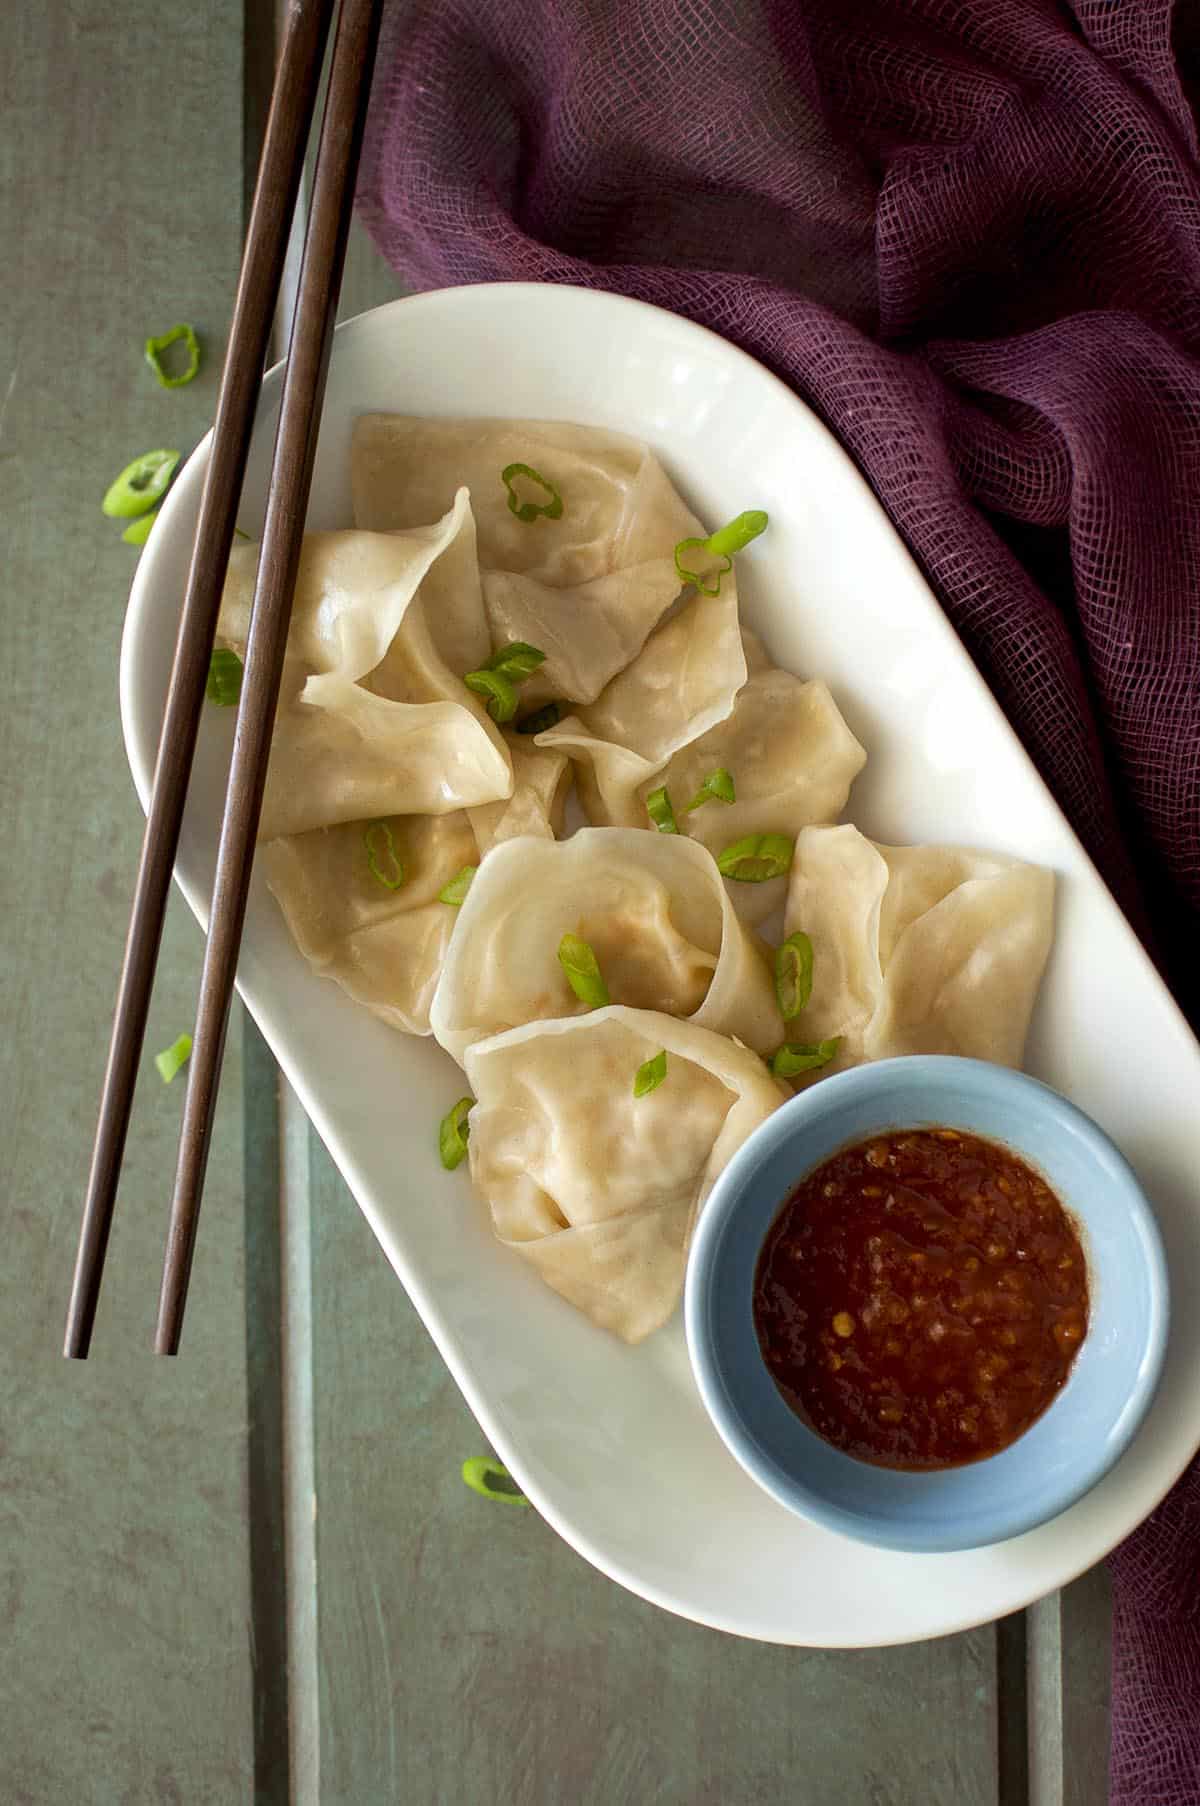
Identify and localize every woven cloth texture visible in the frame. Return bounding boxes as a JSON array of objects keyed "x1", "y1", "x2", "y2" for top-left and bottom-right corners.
[{"x1": 356, "y1": 3, "x2": 1200, "y2": 1796}]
